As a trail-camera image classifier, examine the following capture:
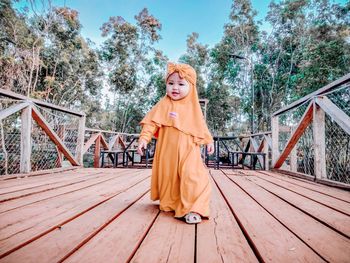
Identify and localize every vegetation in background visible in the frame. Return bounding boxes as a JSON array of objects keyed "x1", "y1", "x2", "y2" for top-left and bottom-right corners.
[{"x1": 1, "y1": 0, "x2": 349, "y2": 135}]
